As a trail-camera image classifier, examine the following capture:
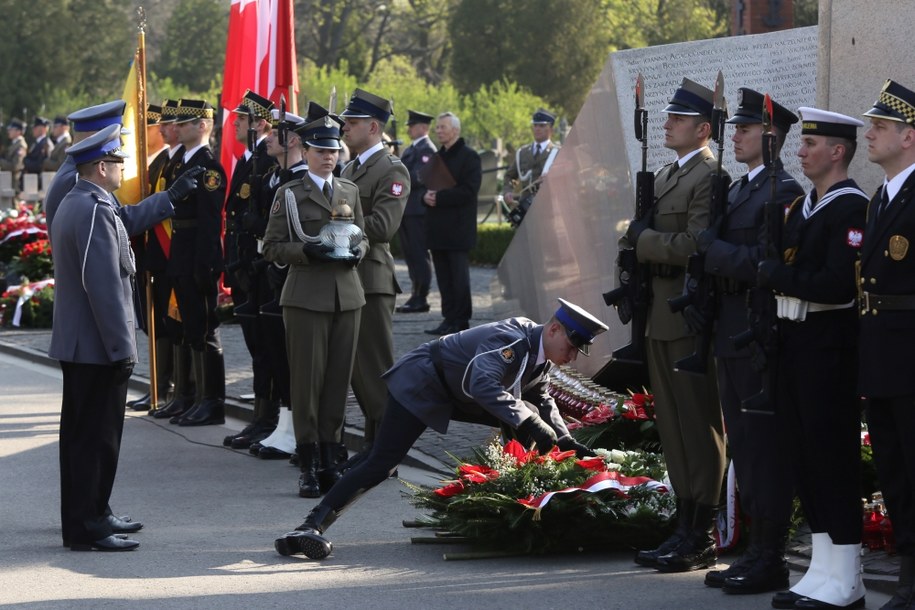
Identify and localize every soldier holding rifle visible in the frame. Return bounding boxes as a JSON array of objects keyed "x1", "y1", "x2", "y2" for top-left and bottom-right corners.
[
  {"x1": 617, "y1": 77, "x2": 726, "y2": 574},
  {"x1": 697, "y1": 89, "x2": 803, "y2": 595}
]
